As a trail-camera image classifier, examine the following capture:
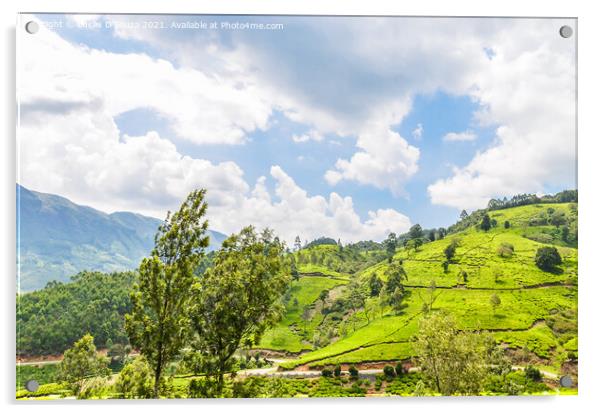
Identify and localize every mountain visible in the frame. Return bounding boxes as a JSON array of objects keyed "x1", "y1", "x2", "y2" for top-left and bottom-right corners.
[{"x1": 16, "y1": 185, "x2": 227, "y2": 291}]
